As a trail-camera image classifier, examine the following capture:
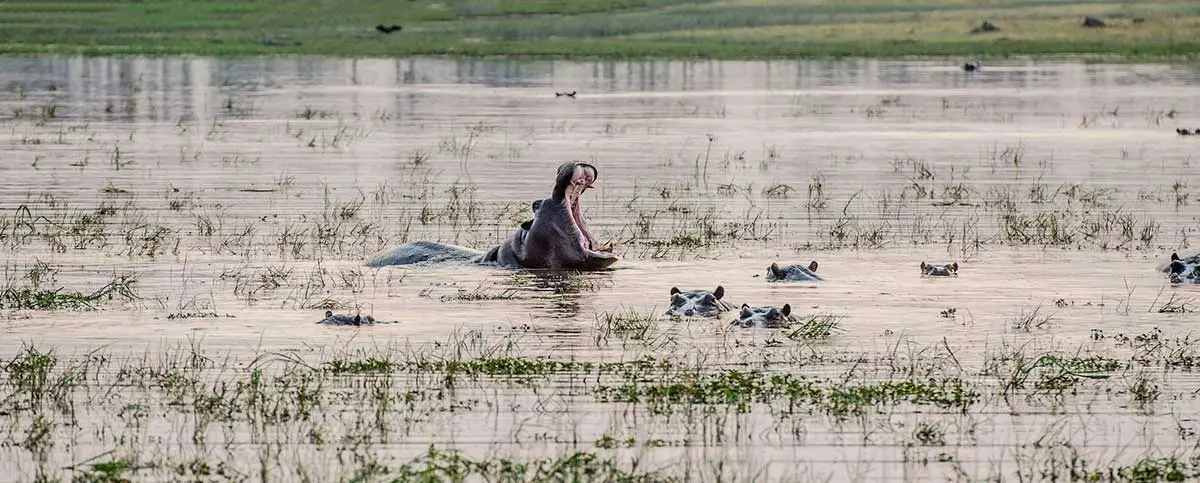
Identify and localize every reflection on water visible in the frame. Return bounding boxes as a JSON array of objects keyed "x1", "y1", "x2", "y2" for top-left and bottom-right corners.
[{"x1": 2, "y1": 55, "x2": 1200, "y2": 481}]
